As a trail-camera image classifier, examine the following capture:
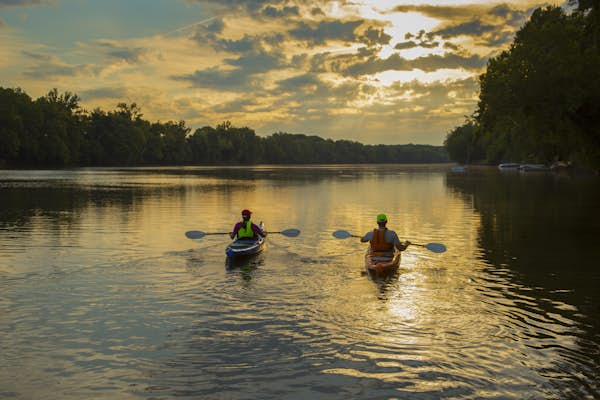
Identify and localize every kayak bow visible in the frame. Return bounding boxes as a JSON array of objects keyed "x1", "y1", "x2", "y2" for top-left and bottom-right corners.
[
  {"x1": 225, "y1": 236, "x2": 265, "y2": 259},
  {"x1": 365, "y1": 248, "x2": 400, "y2": 276}
]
